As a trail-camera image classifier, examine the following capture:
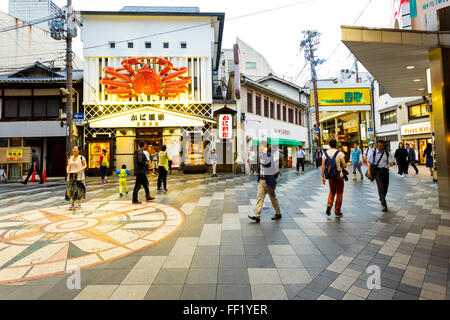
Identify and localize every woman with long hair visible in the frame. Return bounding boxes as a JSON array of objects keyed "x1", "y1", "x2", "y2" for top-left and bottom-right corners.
[
  {"x1": 394, "y1": 142, "x2": 409, "y2": 177},
  {"x1": 423, "y1": 143, "x2": 434, "y2": 176},
  {"x1": 67, "y1": 146, "x2": 87, "y2": 211}
]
